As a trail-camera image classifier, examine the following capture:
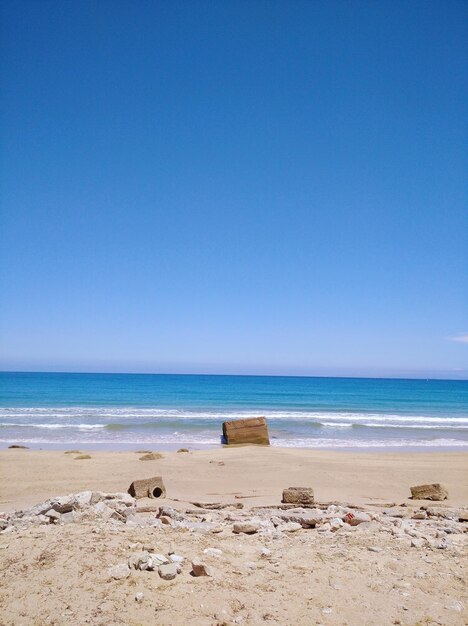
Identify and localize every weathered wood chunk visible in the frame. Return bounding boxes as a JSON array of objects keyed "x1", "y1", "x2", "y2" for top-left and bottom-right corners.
[
  {"x1": 410, "y1": 483, "x2": 448, "y2": 501},
  {"x1": 282, "y1": 487, "x2": 315, "y2": 505},
  {"x1": 222, "y1": 417, "x2": 270, "y2": 446},
  {"x1": 128, "y1": 476, "x2": 166, "y2": 499}
]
